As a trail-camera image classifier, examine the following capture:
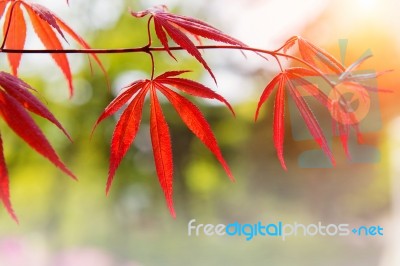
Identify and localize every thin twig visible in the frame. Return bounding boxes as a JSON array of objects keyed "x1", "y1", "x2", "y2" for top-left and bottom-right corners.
[{"x1": 1, "y1": 44, "x2": 337, "y2": 87}]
